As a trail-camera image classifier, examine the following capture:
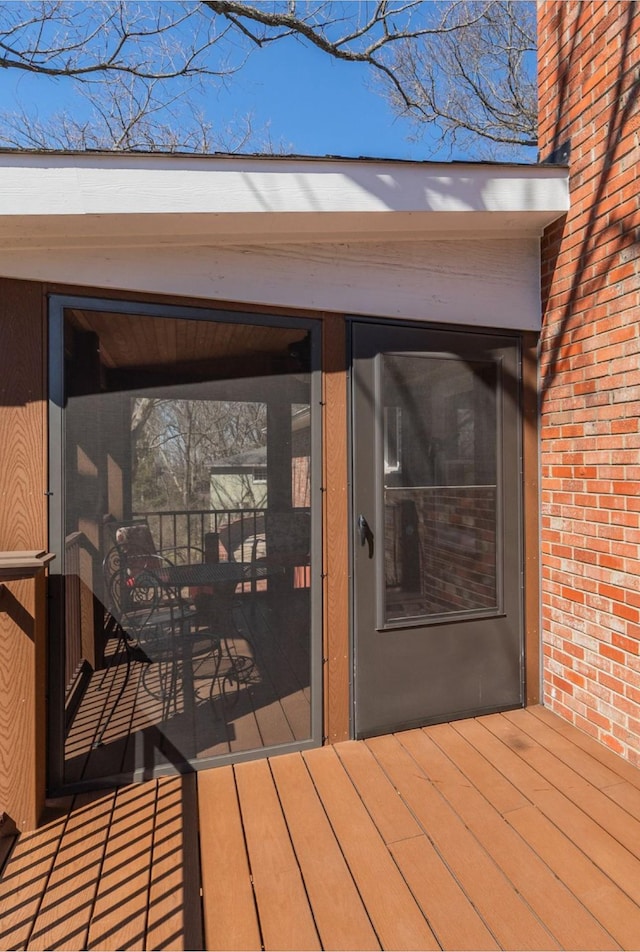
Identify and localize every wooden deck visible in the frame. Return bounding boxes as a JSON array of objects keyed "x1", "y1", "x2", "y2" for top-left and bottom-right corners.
[{"x1": 4, "y1": 705, "x2": 640, "y2": 950}]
